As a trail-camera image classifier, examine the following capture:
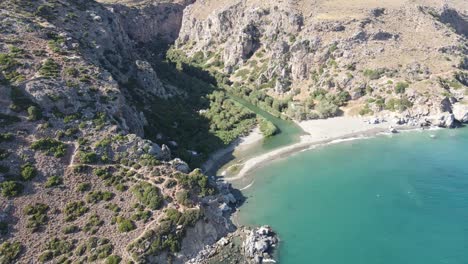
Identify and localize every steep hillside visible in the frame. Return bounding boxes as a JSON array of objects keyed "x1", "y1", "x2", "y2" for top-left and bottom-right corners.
[
  {"x1": 175, "y1": 0, "x2": 468, "y2": 126},
  {"x1": 0, "y1": 0, "x2": 275, "y2": 263},
  {"x1": 1, "y1": 0, "x2": 467, "y2": 263}
]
